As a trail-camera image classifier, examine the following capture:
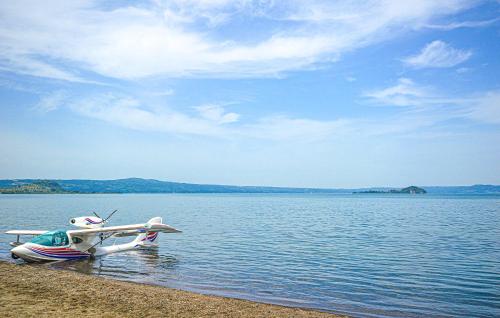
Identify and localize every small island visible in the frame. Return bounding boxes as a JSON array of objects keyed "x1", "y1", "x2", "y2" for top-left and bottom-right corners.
[{"x1": 354, "y1": 186, "x2": 427, "y2": 194}]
